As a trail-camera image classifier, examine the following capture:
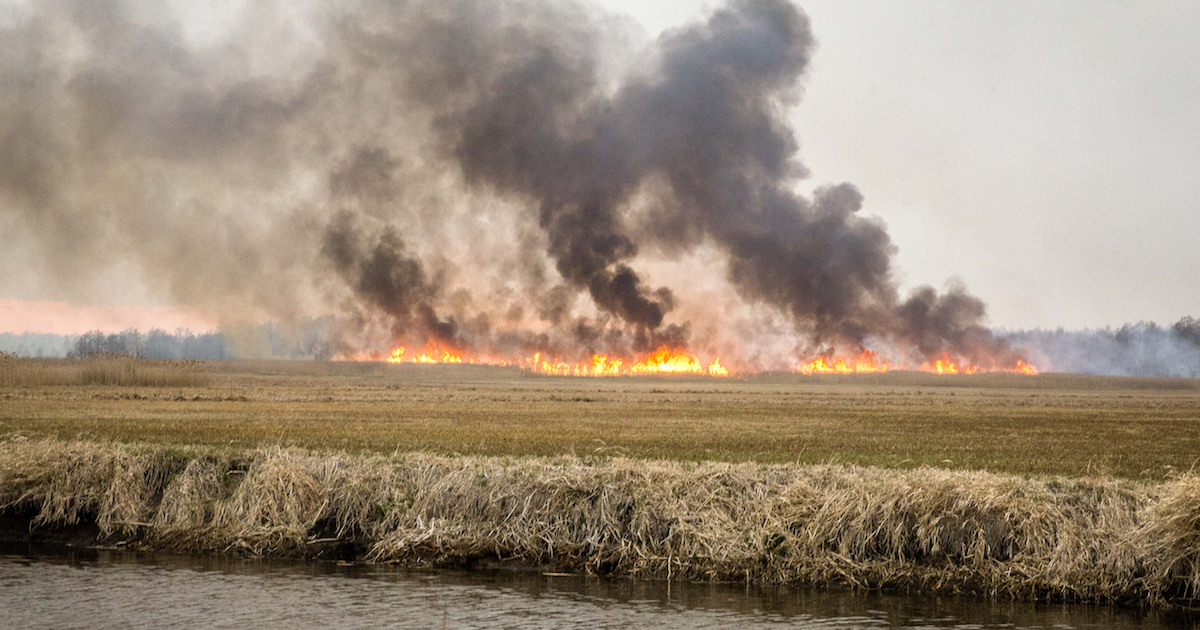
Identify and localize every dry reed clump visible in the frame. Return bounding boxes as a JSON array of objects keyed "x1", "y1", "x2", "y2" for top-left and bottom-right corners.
[
  {"x1": 1141, "y1": 476, "x2": 1200, "y2": 600},
  {"x1": 3, "y1": 437, "x2": 1200, "y2": 605},
  {"x1": 0, "y1": 438, "x2": 189, "y2": 534},
  {"x1": 0, "y1": 355, "x2": 211, "y2": 387},
  {"x1": 0, "y1": 353, "x2": 55, "y2": 388},
  {"x1": 767, "y1": 468, "x2": 1153, "y2": 600}
]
